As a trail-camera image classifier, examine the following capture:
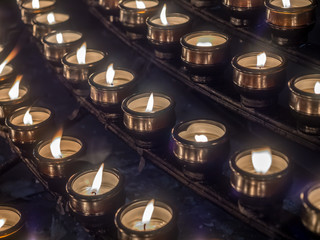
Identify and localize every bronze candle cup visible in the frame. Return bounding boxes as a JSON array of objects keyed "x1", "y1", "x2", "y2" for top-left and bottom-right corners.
[
  {"x1": 121, "y1": 93, "x2": 175, "y2": 148},
  {"x1": 181, "y1": 31, "x2": 230, "y2": 83},
  {"x1": 98, "y1": 0, "x2": 120, "y2": 17},
  {"x1": 66, "y1": 168, "x2": 125, "y2": 230},
  {"x1": 115, "y1": 199, "x2": 178, "y2": 240},
  {"x1": 171, "y1": 119, "x2": 229, "y2": 180},
  {"x1": 190, "y1": 0, "x2": 218, "y2": 8},
  {"x1": 0, "y1": 64, "x2": 15, "y2": 84},
  {"x1": 20, "y1": 0, "x2": 56, "y2": 26},
  {"x1": 265, "y1": 0, "x2": 317, "y2": 46},
  {"x1": 301, "y1": 182, "x2": 320, "y2": 236},
  {"x1": 6, "y1": 106, "x2": 54, "y2": 146},
  {"x1": 146, "y1": 13, "x2": 191, "y2": 59},
  {"x1": 223, "y1": 0, "x2": 264, "y2": 26},
  {"x1": 119, "y1": 0, "x2": 159, "y2": 40},
  {"x1": 231, "y1": 52, "x2": 286, "y2": 108},
  {"x1": 88, "y1": 68, "x2": 137, "y2": 120},
  {"x1": 0, "y1": 206, "x2": 25, "y2": 239},
  {"x1": 32, "y1": 12, "x2": 70, "y2": 39},
  {"x1": 288, "y1": 74, "x2": 320, "y2": 135}
]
